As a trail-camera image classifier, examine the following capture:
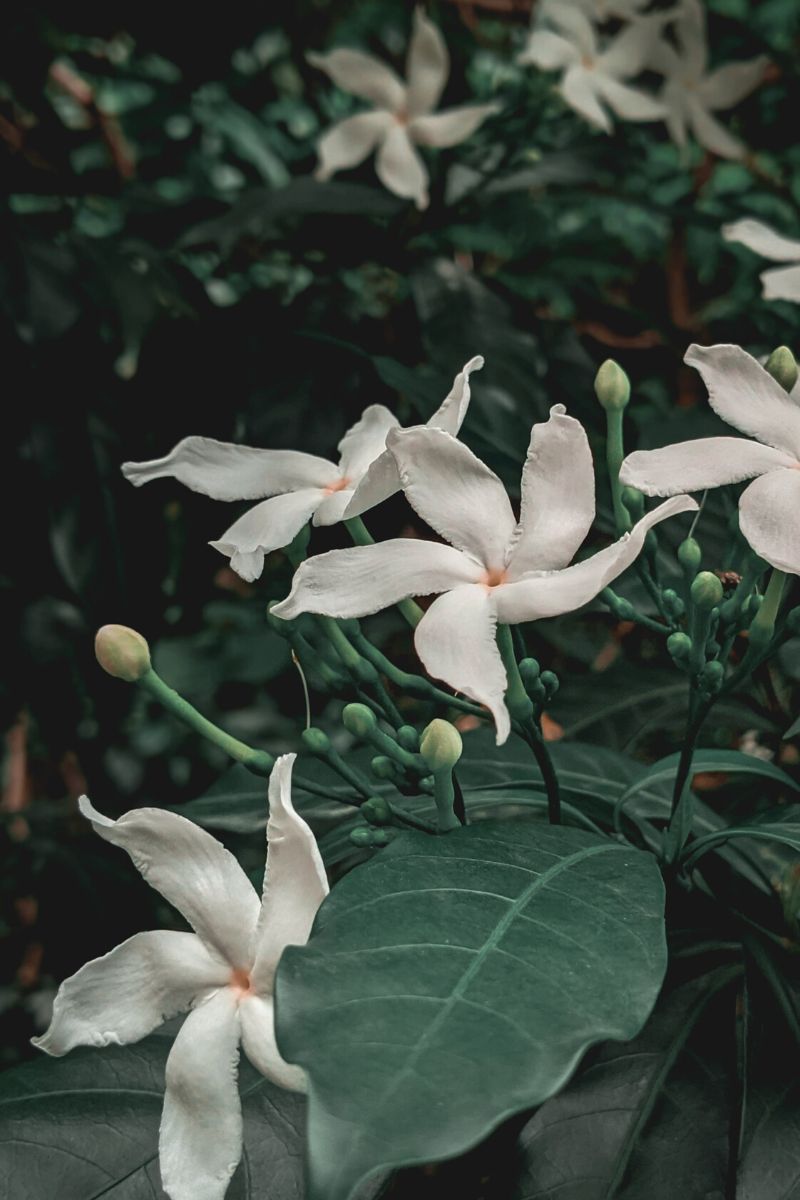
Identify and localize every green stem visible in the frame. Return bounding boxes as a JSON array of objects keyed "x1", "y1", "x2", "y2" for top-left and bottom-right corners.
[
  {"x1": 352, "y1": 632, "x2": 486, "y2": 718},
  {"x1": 663, "y1": 691, "x2": 710, "y2": 864},
  {"x1": 749, "y1": 569, "x2": 787, "y2": 653},
  {"x1": 496, "y1": 626, "x2": 561, "y2": 824},
  {"x1": 345, "y1": 517, "x2": 423, "y2": 628},
  {"x1": 432, "y1": 768, "x2": 462, "y2": 832},
  {"x1": 606, "y1": 409, "x2": 630, "y2": 536}
]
